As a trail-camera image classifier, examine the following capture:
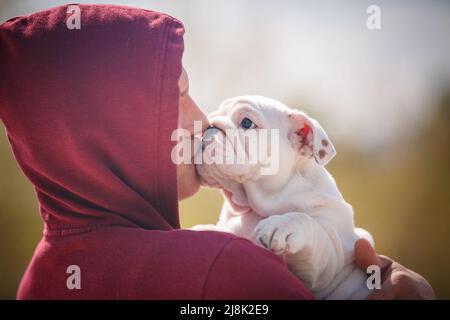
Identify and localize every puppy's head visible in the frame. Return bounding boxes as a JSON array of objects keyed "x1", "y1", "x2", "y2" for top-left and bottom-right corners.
[{"x1": 196, "y1": 96, "x2": 336, "y2": 207}]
